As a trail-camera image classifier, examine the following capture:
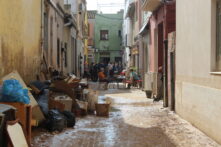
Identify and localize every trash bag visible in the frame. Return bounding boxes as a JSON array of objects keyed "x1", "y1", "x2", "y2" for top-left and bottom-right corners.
[
  {"x1": 1, "y1": 79, "x2": 30, "y2": 104},
  {"x1": 29, "y1": 81, "x2": 49, "y2": 94},
  {"x1": 62, "y1": 111, "x2": 75, "y2": 127},
  {"x1": 36, "y1": 90, "x2": 49, "y2": 116},
  {"x1": 46, "y1": 109, "x2": 66, "y2": 132}
]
